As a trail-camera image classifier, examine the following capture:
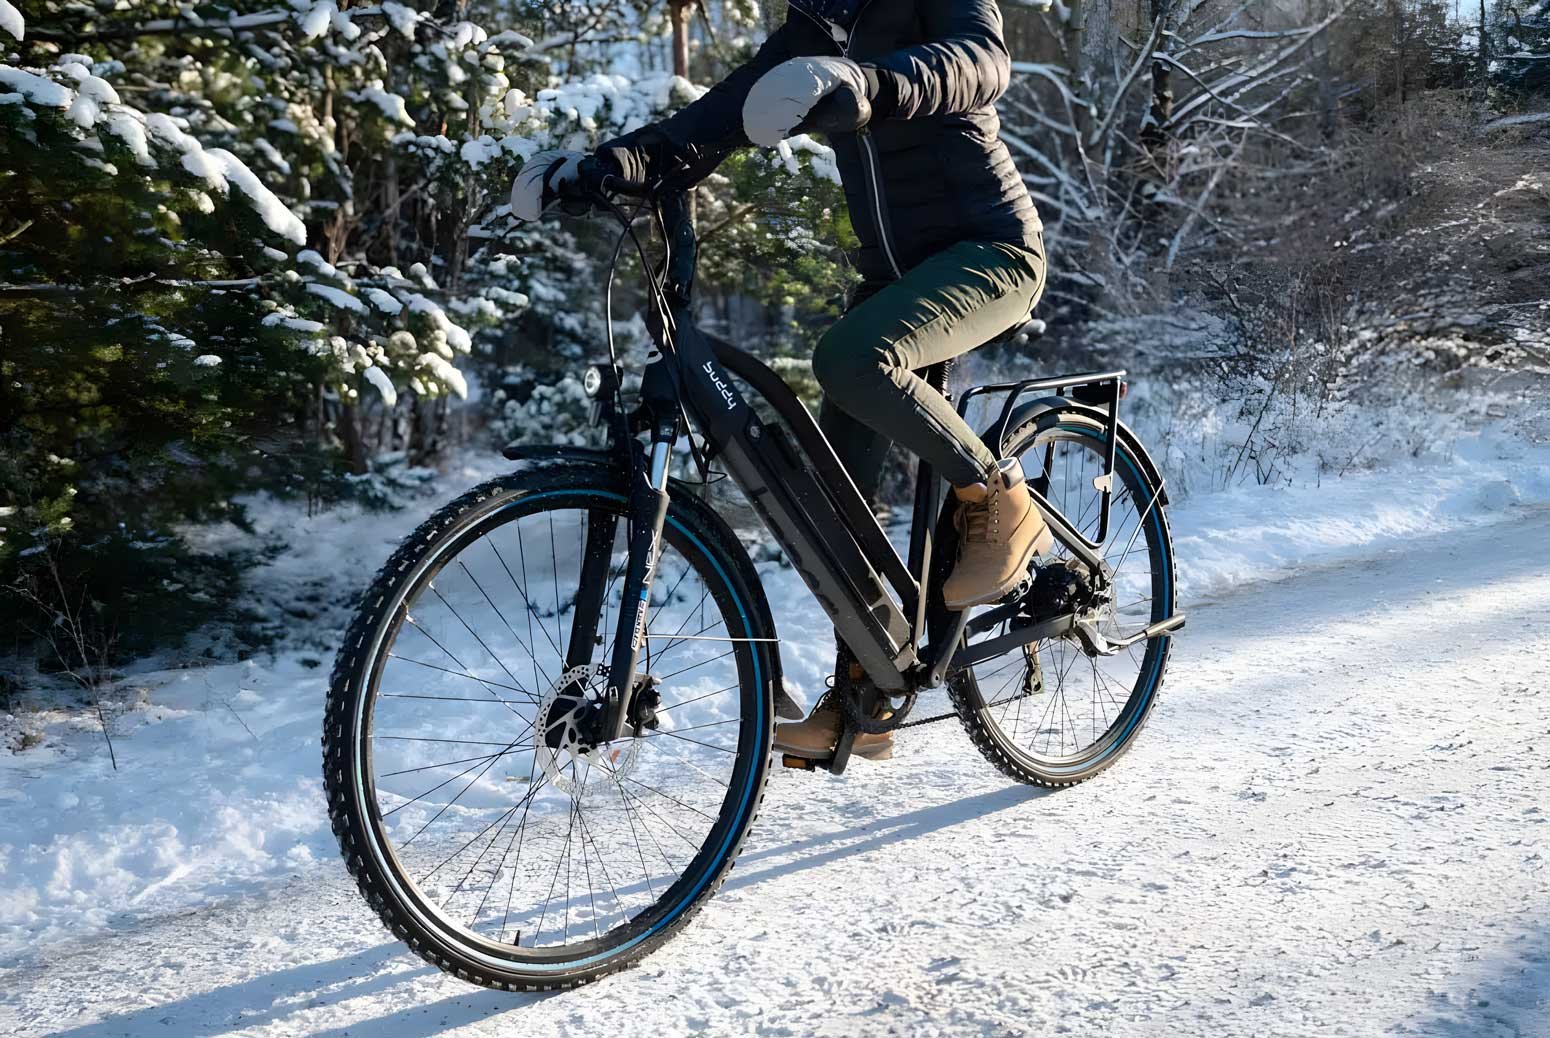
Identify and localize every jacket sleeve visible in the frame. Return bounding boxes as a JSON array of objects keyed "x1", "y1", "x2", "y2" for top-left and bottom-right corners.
[
  {"x1": 860, "y1": 0, "x2": 1011, "y2": 121},
  {"x1": 599, "y1": 21, "x2": 794, "y2": 185}
]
